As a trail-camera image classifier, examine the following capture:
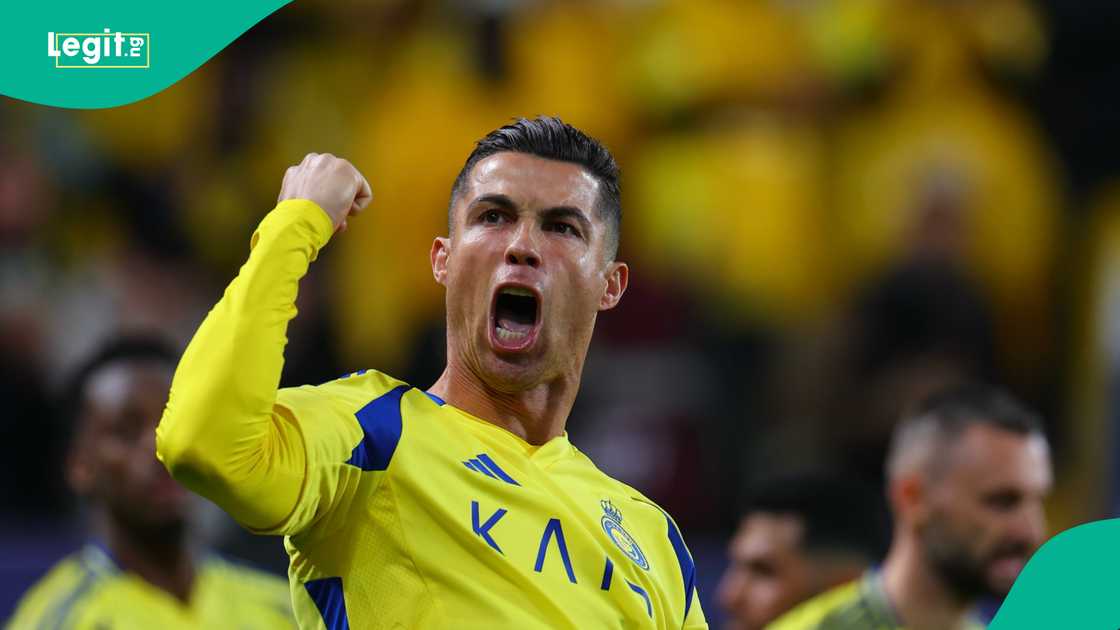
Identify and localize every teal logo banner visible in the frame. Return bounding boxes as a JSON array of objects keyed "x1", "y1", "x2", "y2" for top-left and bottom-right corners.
[{"x1": 3, "y1": 0, "x2": 291, "y2": 108}]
